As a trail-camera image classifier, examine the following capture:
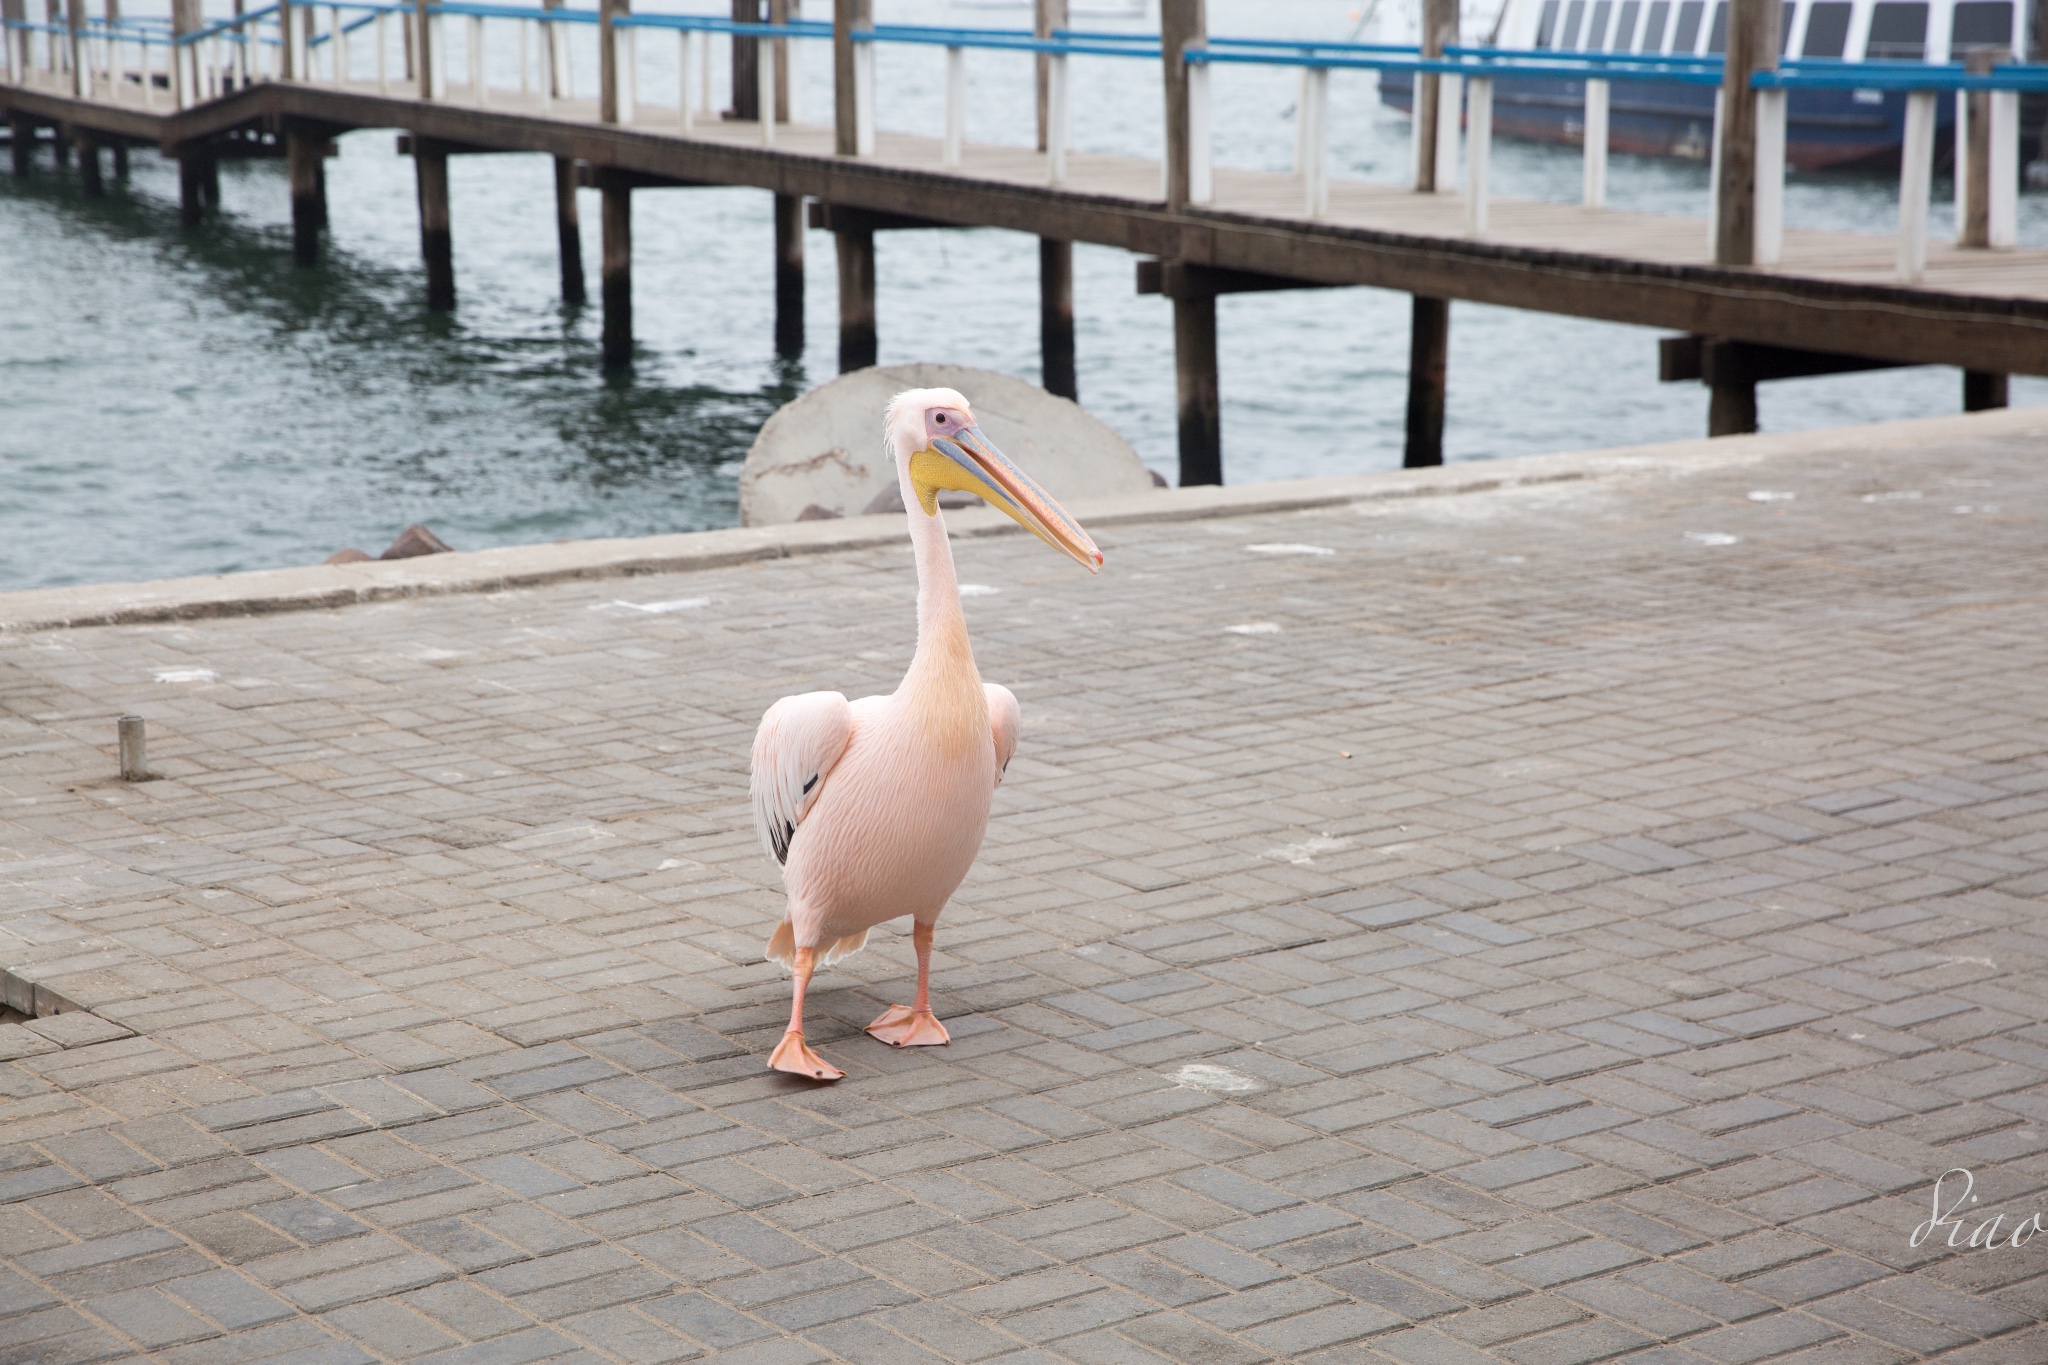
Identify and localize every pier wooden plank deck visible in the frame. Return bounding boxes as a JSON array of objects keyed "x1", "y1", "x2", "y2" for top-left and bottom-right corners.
[{"x1": 11, "y1": 70, "x2": 2048, "y2": 375}]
